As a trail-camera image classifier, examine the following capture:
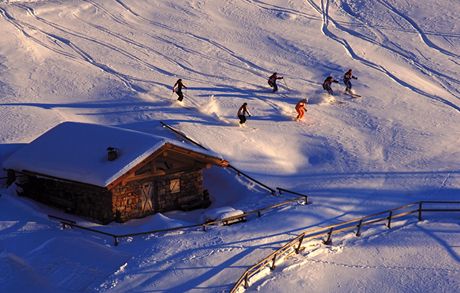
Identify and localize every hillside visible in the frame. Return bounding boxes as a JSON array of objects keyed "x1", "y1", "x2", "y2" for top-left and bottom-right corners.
[{"x1": 0, "y1": 0, "x2": 459, "y2": 292}]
